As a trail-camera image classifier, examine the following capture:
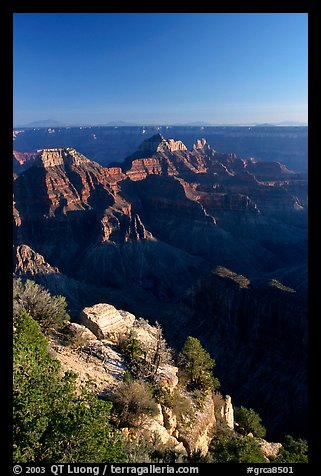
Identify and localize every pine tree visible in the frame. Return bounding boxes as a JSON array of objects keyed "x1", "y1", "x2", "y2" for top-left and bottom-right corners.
[{"x1": 179, "y1": 336, "x2": 220, "y2": 390}]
